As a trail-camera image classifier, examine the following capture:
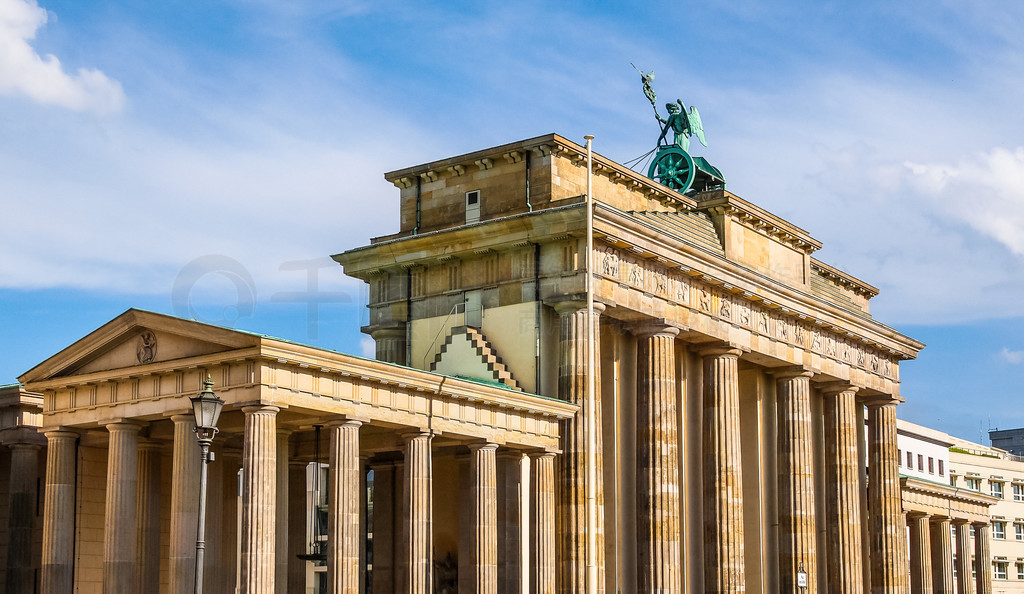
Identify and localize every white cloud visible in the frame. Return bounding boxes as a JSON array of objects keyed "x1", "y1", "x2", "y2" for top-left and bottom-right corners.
[
  {"x1": 1001, "y1": 347, "x2": 1024, "y2": 365},
  {"x1": 905, "y1": 148, "x2": 1024, "y2": 256},
  {"x1": 0, "y1": 0, "x2": 125, "y2": 114}
]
